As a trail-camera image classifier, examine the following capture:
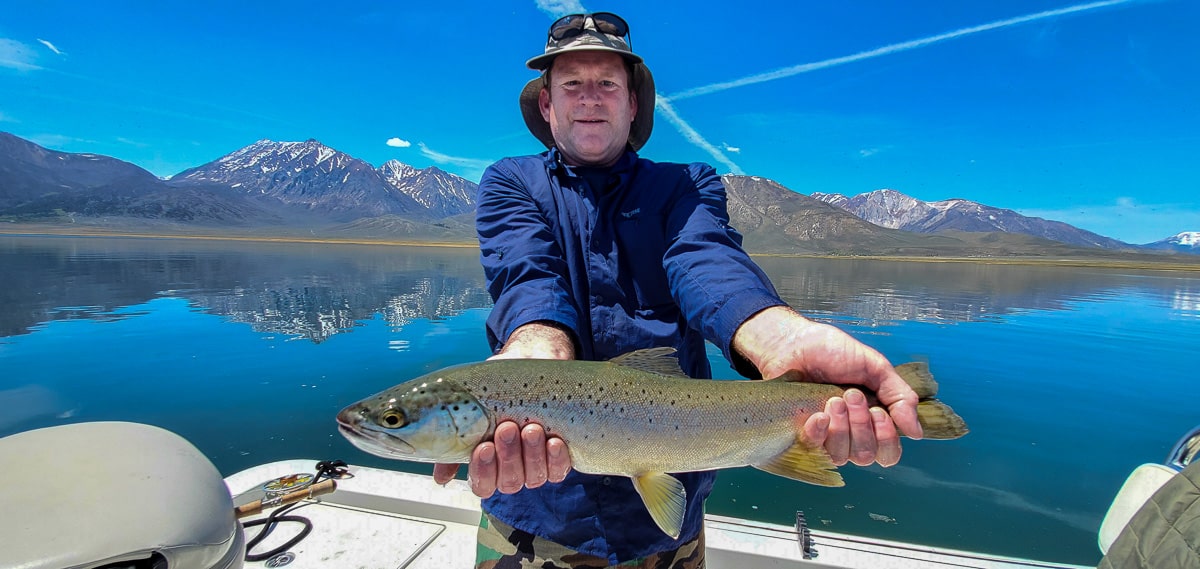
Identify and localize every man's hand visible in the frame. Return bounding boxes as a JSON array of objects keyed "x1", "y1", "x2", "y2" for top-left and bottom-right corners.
[
  {"x1": 732, "y1": 306, "x2": 922, "y2": 468},
  {"x1": 432, "y1": 421, "x2": 573, "y2": 497},
  {"x1": 432, "y1": 322, "x2": 576, "y2": 497}
]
